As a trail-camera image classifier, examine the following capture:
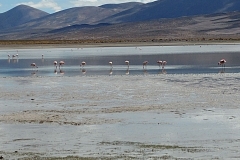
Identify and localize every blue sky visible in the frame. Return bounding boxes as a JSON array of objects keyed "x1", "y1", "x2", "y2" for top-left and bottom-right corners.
[{"x1": 0, "y1": 0, "x2": 155, "y2": 13}]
